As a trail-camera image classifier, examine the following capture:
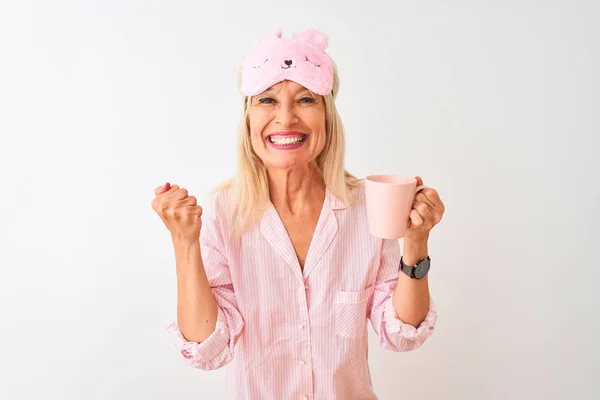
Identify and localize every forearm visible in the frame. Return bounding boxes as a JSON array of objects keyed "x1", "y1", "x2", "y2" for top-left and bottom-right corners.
[
  {"x1": 173, "y1": 239, "x2": 219, "y2": 342},
  {"x1": 392, "y1": 238, "x2": 431, "y2": 327}
]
